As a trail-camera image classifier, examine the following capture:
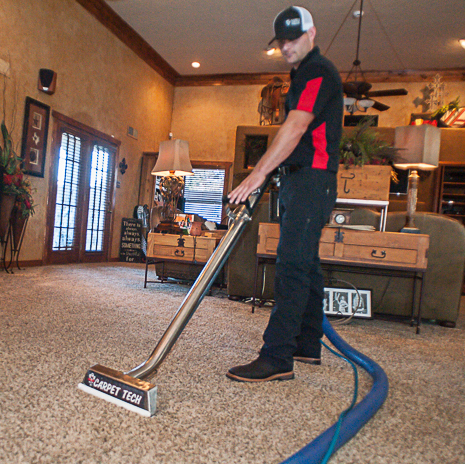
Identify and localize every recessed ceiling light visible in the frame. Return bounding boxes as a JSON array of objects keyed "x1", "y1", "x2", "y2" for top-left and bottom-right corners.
[
  {"x1": 191, "y1": 62, "x2": 200, "y2": 68},
  {"x1": 459, "y1": 38, "x2": 465, "y2": 50}
]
